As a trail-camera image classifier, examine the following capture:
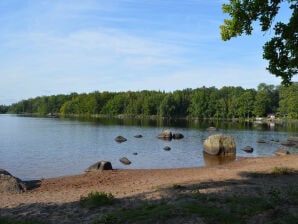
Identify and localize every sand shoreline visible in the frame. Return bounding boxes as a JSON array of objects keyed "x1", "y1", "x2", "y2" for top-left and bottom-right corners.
[{"x1": 1, "y1": 155, "x2": 298, "y2": 223}]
